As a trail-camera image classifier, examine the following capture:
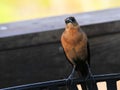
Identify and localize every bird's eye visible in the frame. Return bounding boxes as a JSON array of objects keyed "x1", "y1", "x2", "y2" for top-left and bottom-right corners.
[
  {"x1": 70, "y1": 17, "x2": 76, "y2": 22},
  {"x1": 65, "y1": 20, "x2": 70, "y2": 24}
]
